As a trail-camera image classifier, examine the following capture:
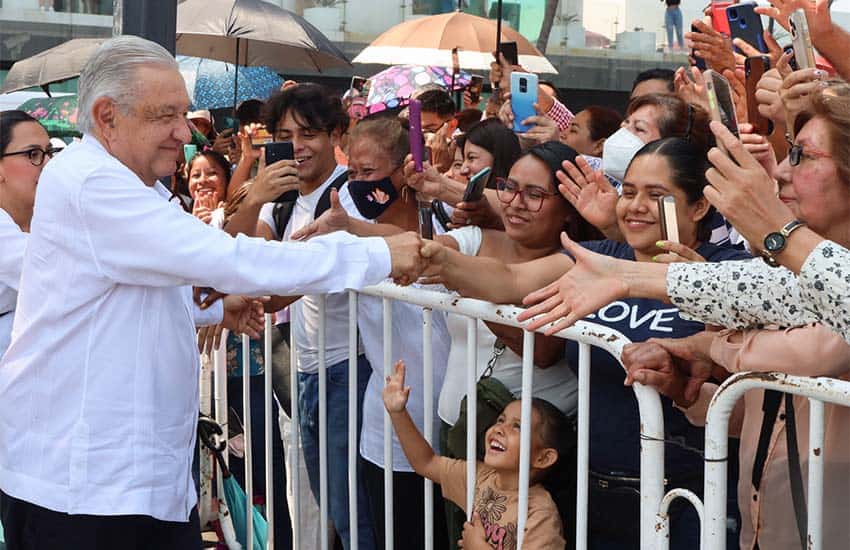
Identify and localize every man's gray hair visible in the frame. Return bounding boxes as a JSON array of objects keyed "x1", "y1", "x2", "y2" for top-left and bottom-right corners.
[{"x1": 77, "y1": 35, "x2": 179, "y2": 134}]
